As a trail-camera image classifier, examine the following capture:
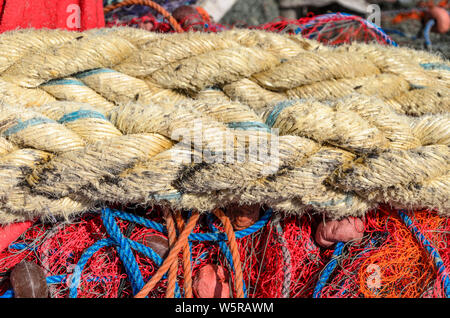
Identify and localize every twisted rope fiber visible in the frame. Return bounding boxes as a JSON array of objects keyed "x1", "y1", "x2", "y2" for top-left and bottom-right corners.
[
  {"x1": 272, "y1": 213, "x2": 292, "y2": 298},
  {"x1": 2, "y1": 208, "x2": 272, "y2": 298},
  {"x1": 398, "y1": 210, "x2": 450, "y2": 298},
  {"x1": 103, "y1": 0, "x2": 184, "y2": 33},
  {"x1": 163, "y1": 207, "x2": 178, "y2": 298},
  {"x1": 135, "y1": 210, "x2": 199, "y2": 298},
  {"x1": 68, "y1": 208, "x2": 182, "y2": 298},
  {"x1": 212, "y1": 208, "x2": 245, "y2": 298},
  {"x1": 312, "y1": 241, "x2": 345, "y2": 298},
  {"x1": 206, "y1": 213, "x2": 248, "y2": 297},
  {"x1": 0, "y1": 28, "x2": 448, "y2": 225},
  {"x1": 174, "y1": 210, "x2": 193, "y2": 298}
]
